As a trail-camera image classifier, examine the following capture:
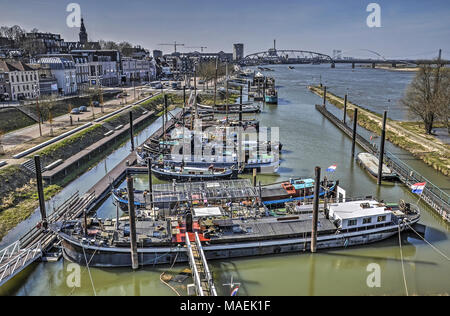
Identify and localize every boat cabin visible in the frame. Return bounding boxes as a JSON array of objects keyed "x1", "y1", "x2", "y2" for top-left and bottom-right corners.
[{"x1": 328, "y1": 200, "x2": 393, "y2": 230}]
